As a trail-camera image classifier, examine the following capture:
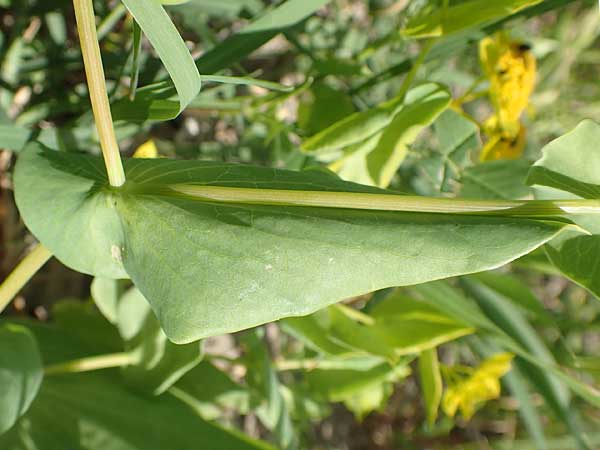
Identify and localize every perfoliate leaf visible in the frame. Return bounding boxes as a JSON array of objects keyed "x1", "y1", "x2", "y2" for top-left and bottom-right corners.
[{"x1": 15, "y1": 143, "x2": 571, "y2": 343}]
